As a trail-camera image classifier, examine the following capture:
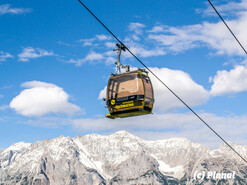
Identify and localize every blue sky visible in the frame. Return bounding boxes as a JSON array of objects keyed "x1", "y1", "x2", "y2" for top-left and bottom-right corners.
[{"x1": 1, "y1": 0, "x2": 247, "y2": 149}]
